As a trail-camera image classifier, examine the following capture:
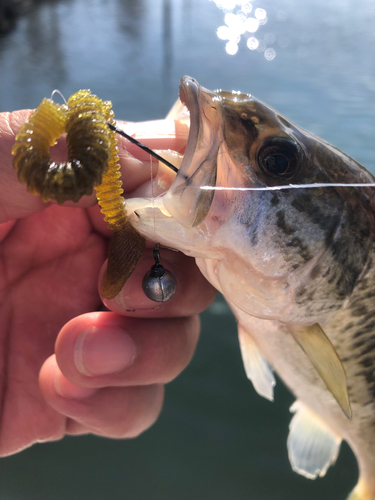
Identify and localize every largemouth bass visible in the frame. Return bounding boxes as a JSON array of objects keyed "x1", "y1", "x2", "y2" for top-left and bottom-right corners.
[{"x1": 126, "y1": 76, "x2": 375, "y2": 499}]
